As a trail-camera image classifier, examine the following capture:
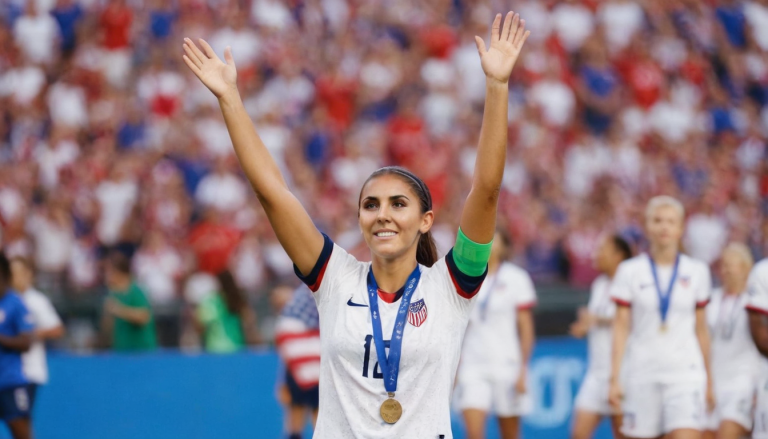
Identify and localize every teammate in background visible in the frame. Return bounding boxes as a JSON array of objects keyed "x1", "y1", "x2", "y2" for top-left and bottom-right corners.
[
  {"x1": 100, "y1": 252, "x2": 157, "y2": 352},
  {"x1": 10, "y1": 257, "x2": 65, "y2": 412},
  {"x1": 456, "y1": 231, "x2": 536, "y2": 439},
  {"x1": 704, "y1": 243, "x2": 759, "y2": 439},
  {"x1": 182, "y1": 11, "x2": 529, "y2": 437},
  {"x1": 570, "y1": 234, "x2": 632, "y2": 439},
  {"x1": 275, "y1": 285, "x2": 321, "y2": 439},
  {"x1": 609, "y1": 196, "x2": 713, "y2": 439},
  {"x1": 0, "y1": 252, "x2": 34, "y2": 439},
  {"x1": 194, "y1": 270, "x2": 259, "y2": 353},
  {"x1": 745, "y1": 255, "x2": 768, "y2": 439}
]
